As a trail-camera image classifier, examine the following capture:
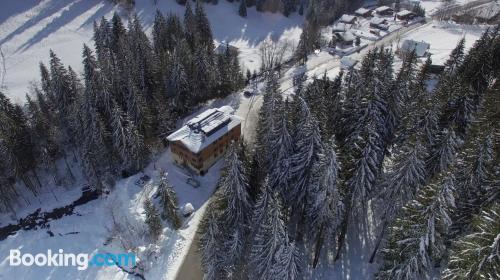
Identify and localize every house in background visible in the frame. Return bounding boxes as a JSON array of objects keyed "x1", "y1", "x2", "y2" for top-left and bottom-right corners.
[
  {"x1": 355, "y1": 7, "x2": 373, "y2": 18},
  {"x1": 396, "y1": 10, "x2": 416, "y2": 21},
  {"x1": 370, "y1": 17, "x2": 388, "y2": 30},
  {"x1": 167, "y1": 106, "x2": 242, "y2": 175},
  {"x1": 334, "y1": 31, "x2": 356, "y2": 48},
  {"x1": 339, "y1": 14, "x2": 357, "y2": 24},
  {"x1": 374, "y1": 6, "x2": 394, "y2": 16},
  {"x1": 332, "y1": 22, "x2": 353, "y2": 32},
  {"x1": 399, "y1": 39, "x2": 430, "y2": 58}
]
